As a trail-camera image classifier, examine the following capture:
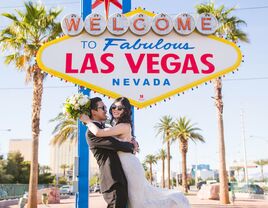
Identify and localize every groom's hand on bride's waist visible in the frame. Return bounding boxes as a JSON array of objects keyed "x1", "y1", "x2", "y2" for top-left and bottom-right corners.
[{"x1": 130, "y1": 137, "x2": 139, "y2": 154}]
